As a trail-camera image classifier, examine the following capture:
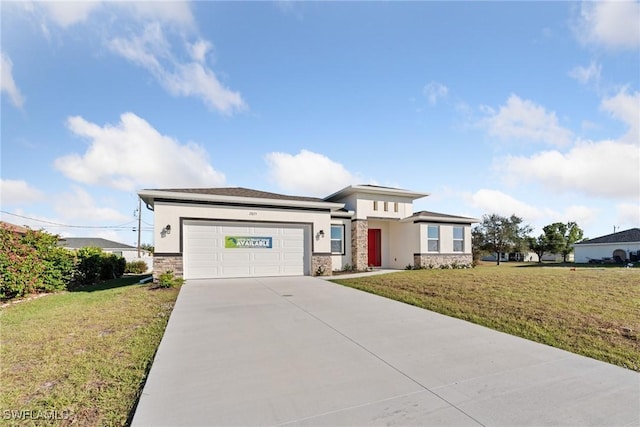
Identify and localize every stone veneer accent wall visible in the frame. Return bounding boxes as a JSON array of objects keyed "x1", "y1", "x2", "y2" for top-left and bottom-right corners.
[
  {"x1": 153, "y1": 254, "x2": 183, "y2": 281},
  {"x1": 351, "y1": 219, "x2": 369, "y2": 271},
  {"x1": 312, "y1": 254, "x2": 332, "y2": 276},
  {"x1": 414, "y1": 254, "x2": 472, "y2": 268}
]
